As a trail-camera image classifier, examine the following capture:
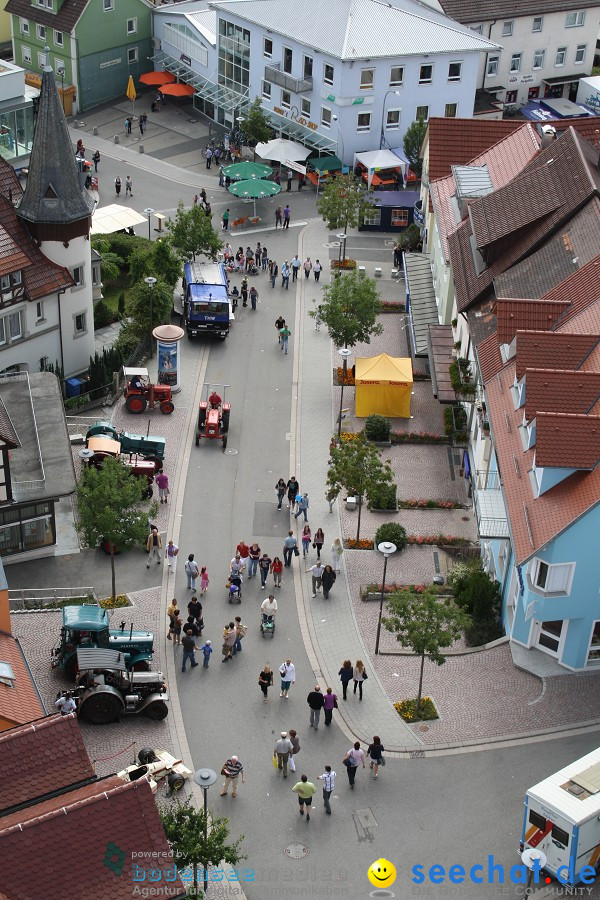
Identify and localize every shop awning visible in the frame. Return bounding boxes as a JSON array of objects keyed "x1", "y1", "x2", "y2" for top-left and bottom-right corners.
[
  {"x1": 91, "y1": 204, "x2": 148, "y2": 234},
  {"x1": 542, "y1": 73, "x2": 587, "y2": 86},
  {"x1": 403, "y1": 252, "x2": 439, "y2": 357},
  {"x1": 153, "y1": 50, "x2": 249, "y2": 113},
  {"x1": 264, "y1": 108, "x2": 337, "y2": 152},
  {"x1": 427, "y1": 324, "x2": 455, "y2": 403},
  {"x1": 307, "y1": 154, "x2": 342, "y2": 172}
]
